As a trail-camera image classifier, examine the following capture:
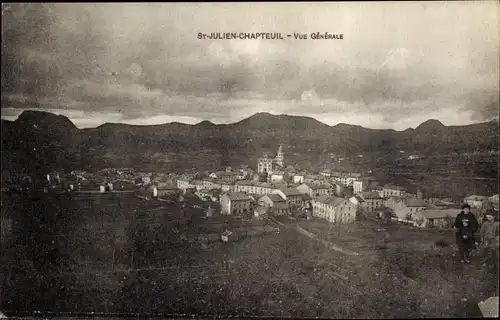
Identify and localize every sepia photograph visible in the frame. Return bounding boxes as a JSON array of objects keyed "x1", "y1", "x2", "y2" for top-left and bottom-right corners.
[{"x1": 1, "y1": 2, "x2": 499, "y2": 319}]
